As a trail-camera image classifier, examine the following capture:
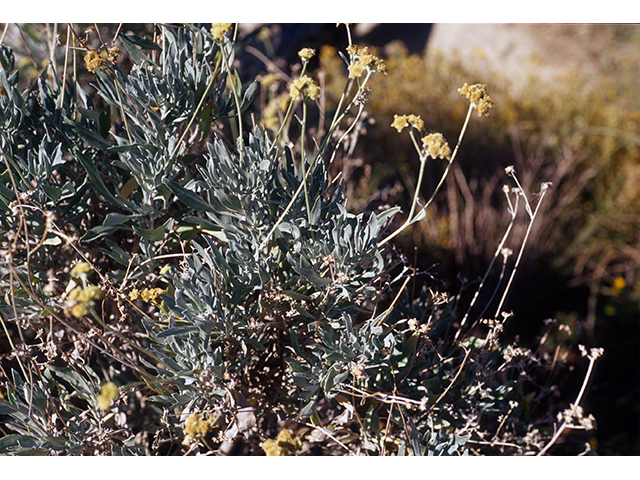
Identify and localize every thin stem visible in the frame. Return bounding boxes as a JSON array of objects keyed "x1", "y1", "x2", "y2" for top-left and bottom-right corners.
[
  {"x1": 300, "y1": 100, "x2": 312, "y2": 225},
  {"x1": 494, "y1": 182, "x2": 550, "y2": 319},
  {"x1": 423, "y1": 103, "x2": 474, "y2": 212},
  {"x1": 454, "y1": 188, "x2": 520, "y2": 343},
  {"x1": 0, "y1": 23, "x2": 9, "y2": 44},
  {"x1": 537, "y1": 351, "x2": 599, "y2": 456},
  {"x1": 219, "y1": 33, "x2": 244, "y2": 156},
  {"x1": 405, "y1": 130, "x2": 428, "y2": 222}
]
